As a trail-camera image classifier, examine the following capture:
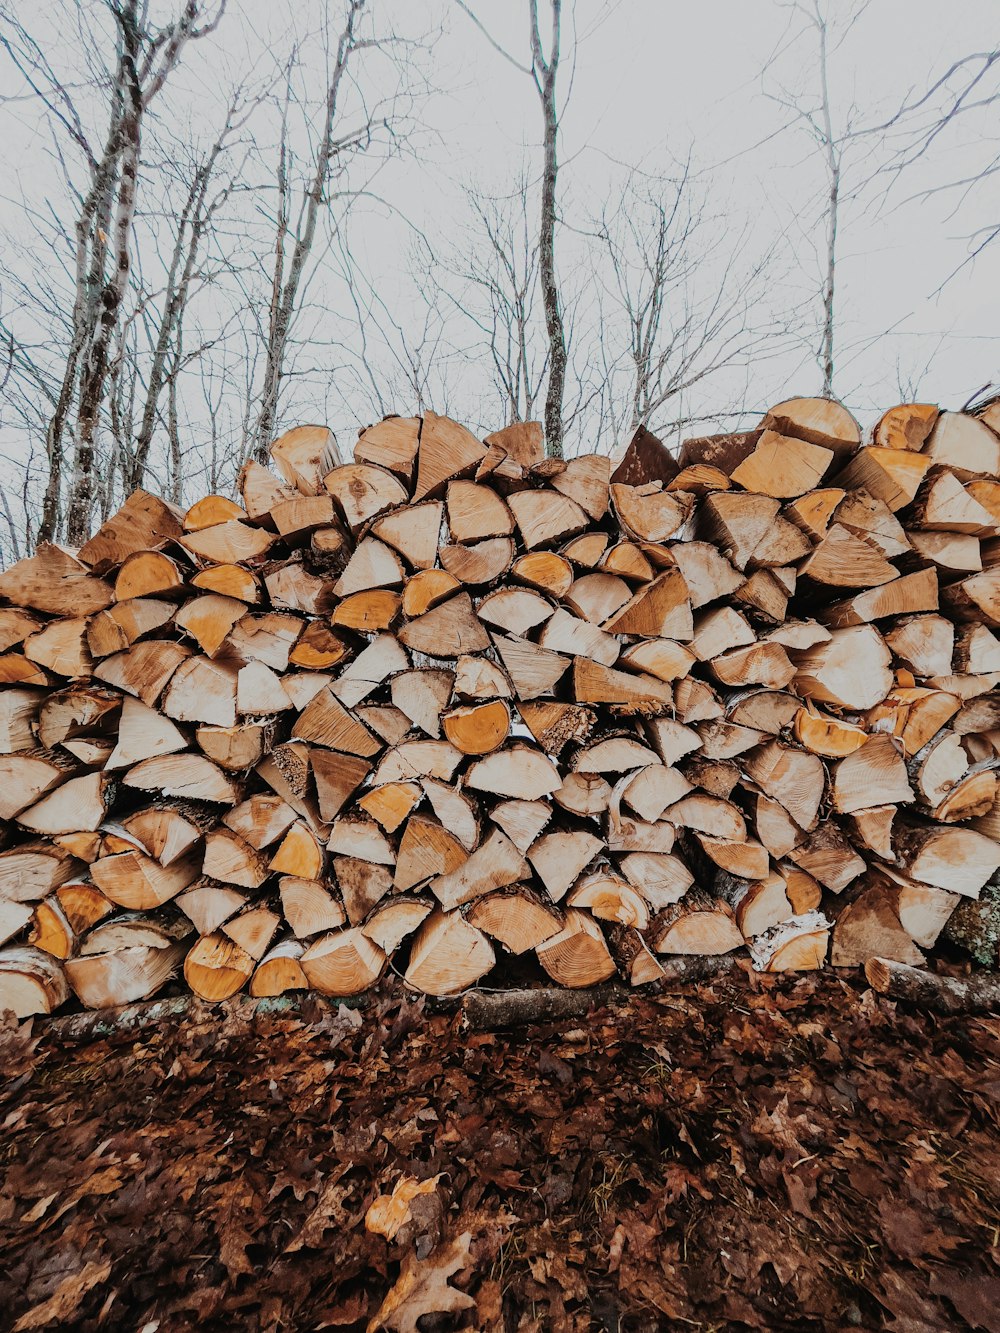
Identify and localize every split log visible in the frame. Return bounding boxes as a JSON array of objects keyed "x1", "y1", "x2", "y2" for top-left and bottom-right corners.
[
  {"x1": 251, "y1": 938, "x2": 309, "y2": 997},
  {"x1": 355, "y1": 416, "x2": 420, "y2": 480},
  {"x1": 0, "y1": 946, "x2": 70, "y2": 1017},
  {"x1": 404, "y1": 908, "x2": 495, "y2": 995},
  {"x1": 325, "y1": 462, "x2": 408, "y2": 532},
  {"x1": 535, "y1": 909, "x2": 616, "y2": 987},
  {"x1": 748, "y1": 912, "x2": 831, "y2": 971},
  {"x1": 185, "y1": 933, "x2": 255, "y2": 1001},
  {"x1": 67, "y1": 917, "x2": 189, "y2": 1007},
  {"x1": 466, "y1": 888, "x2": 562, "y2": 953},
  {"x1": 650, "y1": 891, "x2": 744, "y2": 955}
]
